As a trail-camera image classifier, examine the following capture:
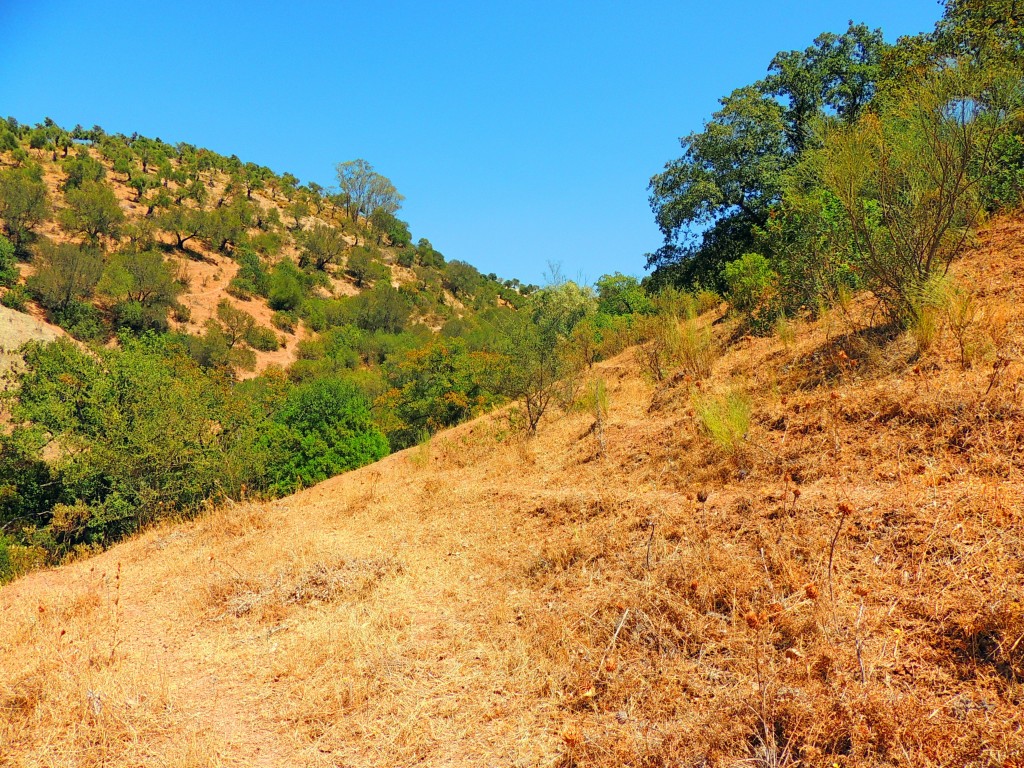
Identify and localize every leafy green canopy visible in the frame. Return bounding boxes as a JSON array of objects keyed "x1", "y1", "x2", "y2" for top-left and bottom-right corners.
[{"x1": 260, "y1": 378, "x2": 388, "y2": 495}]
